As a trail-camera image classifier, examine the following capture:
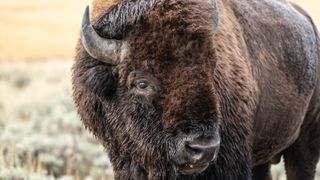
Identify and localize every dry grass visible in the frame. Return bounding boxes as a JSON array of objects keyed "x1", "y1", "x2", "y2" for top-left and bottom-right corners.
[
  {"x1": 0, "y1": 0, "x2": 318, "y2": 61},
  {"x1": 0, "y1": 0, "x2": 91, "y2": 61},
  {"x1": 0, "y1": 61, "x2": 114, "y2": 180}
]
